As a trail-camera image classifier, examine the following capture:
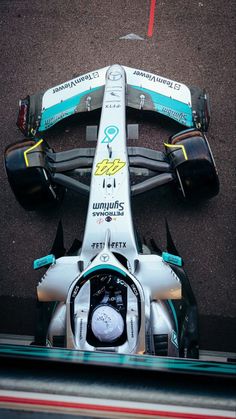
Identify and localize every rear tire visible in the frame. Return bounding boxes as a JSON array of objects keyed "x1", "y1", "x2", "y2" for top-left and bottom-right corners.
[
  {"x1": 166, "y1": 129, "x2": 219, "y2": 200},
  {"x1": 5, "y1": 139, "x2": 63, "y2": 210}
]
